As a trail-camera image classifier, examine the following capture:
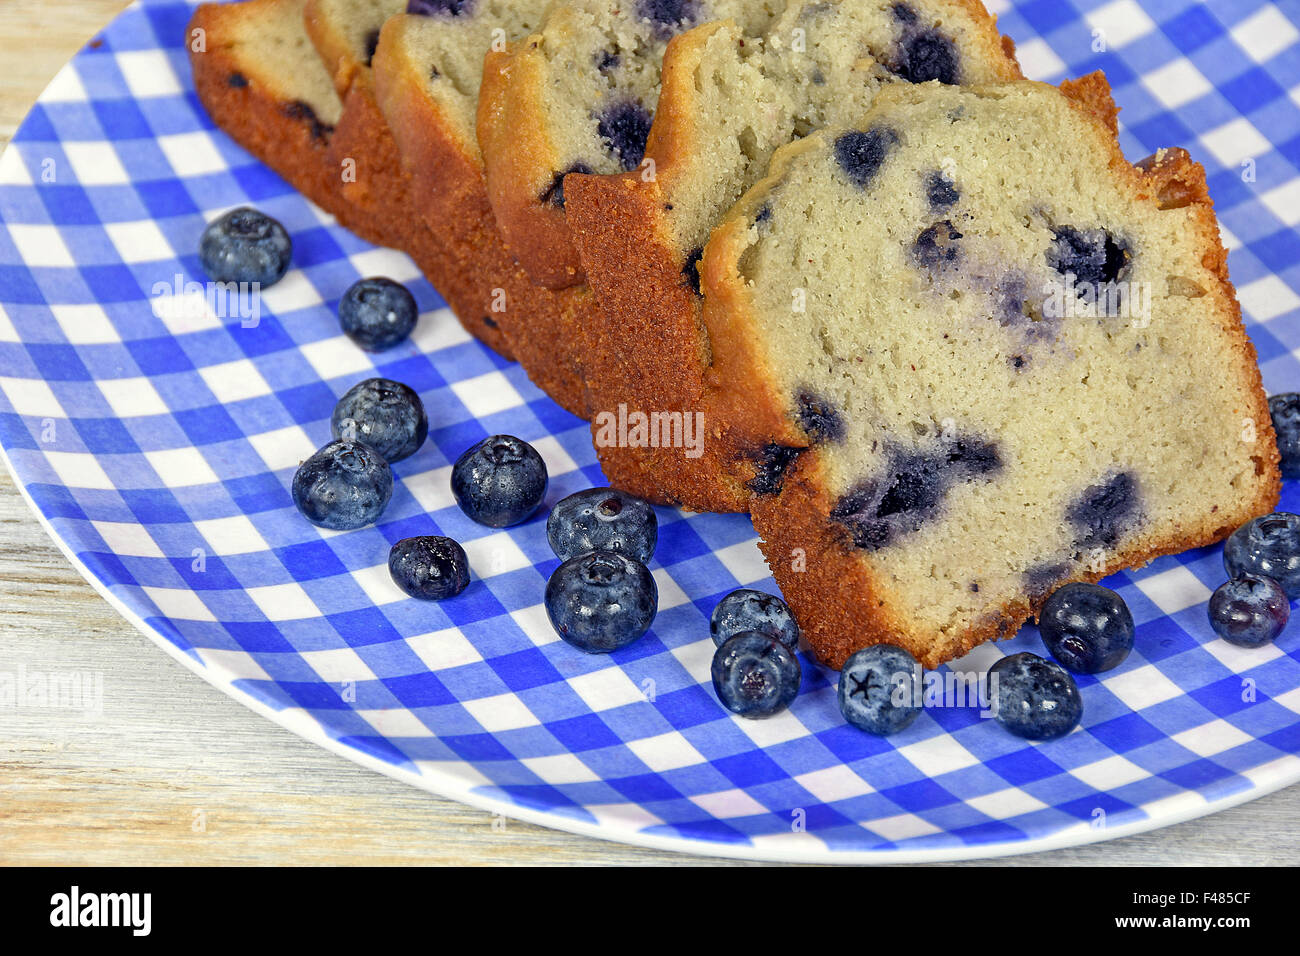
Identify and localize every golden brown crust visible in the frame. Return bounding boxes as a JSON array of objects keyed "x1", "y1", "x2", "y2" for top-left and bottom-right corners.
[
  {"x1": 563, "y1": 172, "x2": 753, "y2": 510},
  {"x1": 370, "y1": 15, "x2": 591, "y2": 418},
  {"x1": 562, "y1": 22, "x2": 752, "y2": 511},
  {"x1": 1059, "y1": 71, "x2": 1120, "y2": 135},
  {"x1": 303, "y1": 0, "x2": 517, "y2": 358},
  {"x1": 478, "y1": 43, "x2": 588, "y2": 289},
  {"x1": 730, "y1": 75, "x2": 1281, "y2": 670},
  {"x1": 336, "y1": 83, "x2": 521, "y2": 359}
]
